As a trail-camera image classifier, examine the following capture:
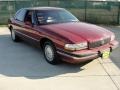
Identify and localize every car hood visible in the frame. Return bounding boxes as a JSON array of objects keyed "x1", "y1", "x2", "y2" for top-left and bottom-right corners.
[{"x1": 40, "y1": 22, "x2": 113, "y2": 43}]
